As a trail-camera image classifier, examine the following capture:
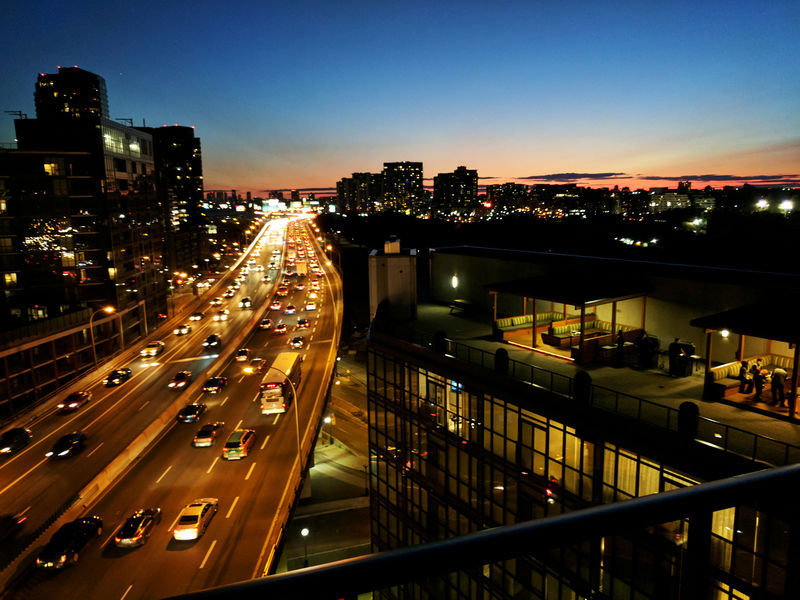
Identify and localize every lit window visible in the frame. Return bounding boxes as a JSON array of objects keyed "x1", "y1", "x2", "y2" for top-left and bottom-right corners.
[{"x1": 4, "y1": 273, "x2": 18, "y2": 287}]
